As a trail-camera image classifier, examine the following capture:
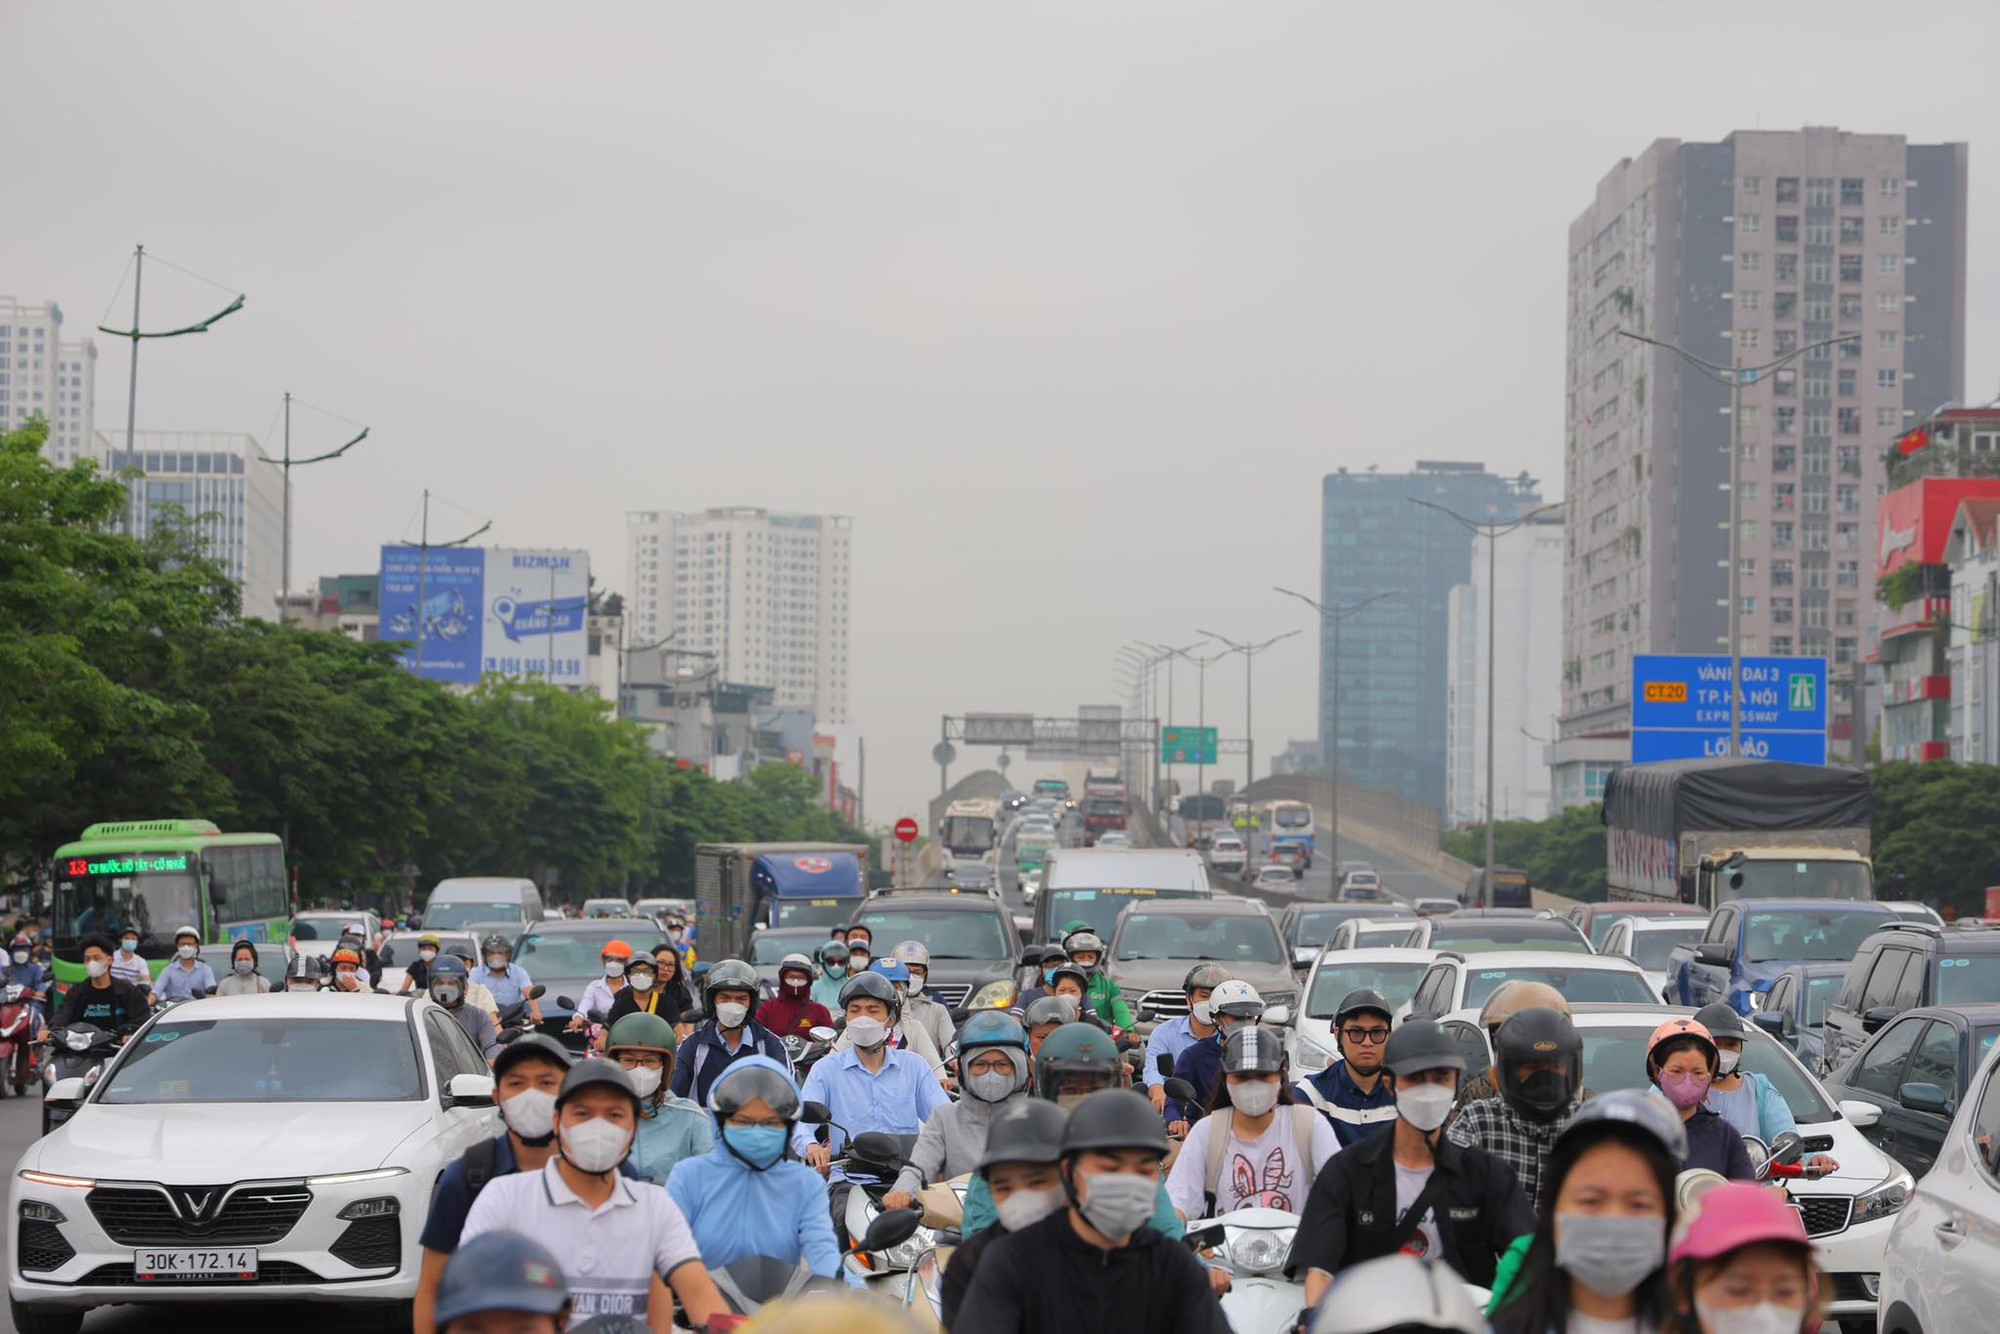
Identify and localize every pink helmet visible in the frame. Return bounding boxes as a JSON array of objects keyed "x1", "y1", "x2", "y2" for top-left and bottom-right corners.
[{"x1": 1669, "y1": 1182, "x2": 1813, "y2": 1266}]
